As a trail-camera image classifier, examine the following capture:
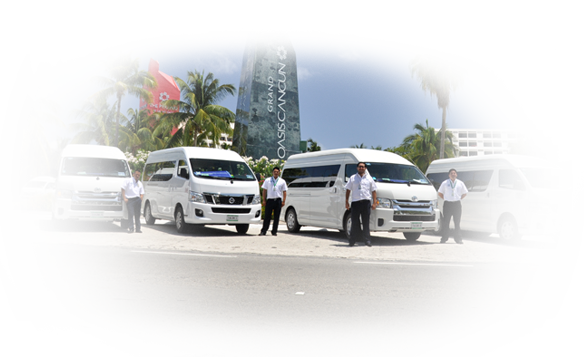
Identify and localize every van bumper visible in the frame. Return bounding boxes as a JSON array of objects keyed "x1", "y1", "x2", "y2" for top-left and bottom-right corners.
[
  {"x1": 184, "y1": 202, "x2": 262, "y2": 225},
  {"x1": 52, "y1": 198, "x2": 127, "y2": 220},
  {"x1": 371, "y1": 208, "x2": 440, "y2": 232}
]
